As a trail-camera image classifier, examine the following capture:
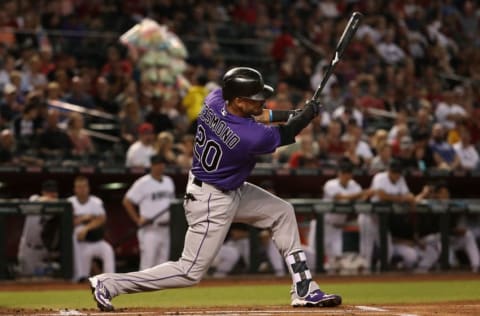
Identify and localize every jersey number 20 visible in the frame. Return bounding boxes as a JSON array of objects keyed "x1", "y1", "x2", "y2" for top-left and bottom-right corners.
[{"x1": 194, "y1": 125, "x2": 223, "y2": 172}]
